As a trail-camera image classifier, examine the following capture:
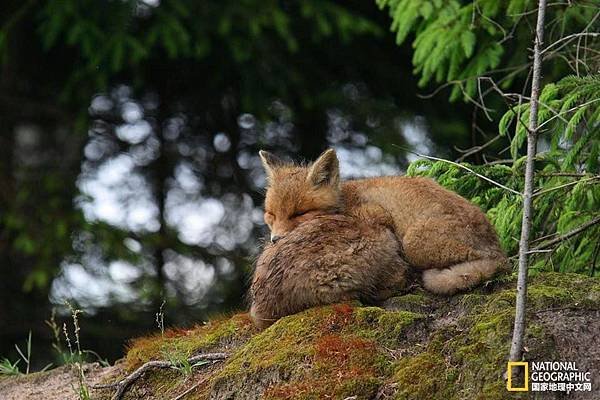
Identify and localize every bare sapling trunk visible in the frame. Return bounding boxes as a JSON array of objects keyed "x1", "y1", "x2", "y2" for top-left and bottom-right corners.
[{"x1": 509, "y1": 0, "x2": 547, "y2": 367}]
